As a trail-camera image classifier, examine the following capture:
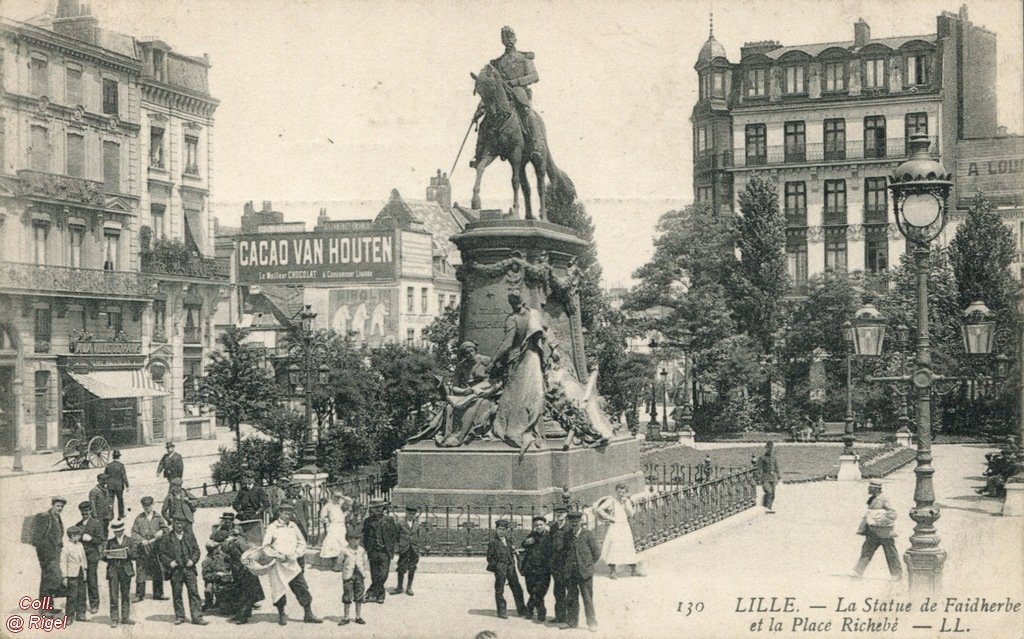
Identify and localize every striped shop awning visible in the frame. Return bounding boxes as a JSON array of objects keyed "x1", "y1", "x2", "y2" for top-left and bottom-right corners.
[{"x1": 68, "y1": 369, "x2": 169, "y2": 399}]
